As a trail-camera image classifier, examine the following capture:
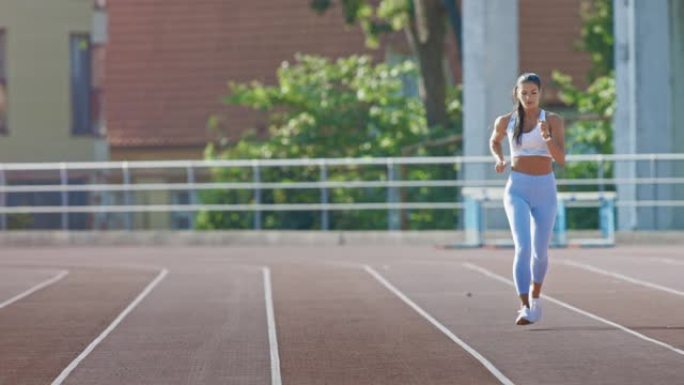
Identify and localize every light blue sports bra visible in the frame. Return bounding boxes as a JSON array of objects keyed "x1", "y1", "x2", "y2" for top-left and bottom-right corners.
[{"x1": 506, "y1": 110, "x2": 552, "y2": 158}]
